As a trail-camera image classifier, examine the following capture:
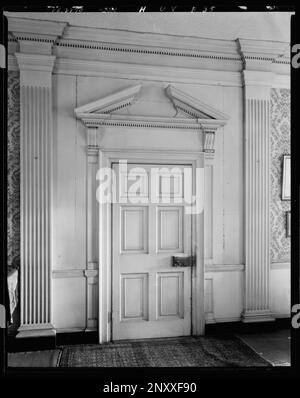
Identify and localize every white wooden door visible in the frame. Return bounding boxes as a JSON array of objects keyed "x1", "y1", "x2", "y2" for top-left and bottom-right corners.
[{"x1": 112, "y1": 163, "x2": 193, "y2": 340}]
